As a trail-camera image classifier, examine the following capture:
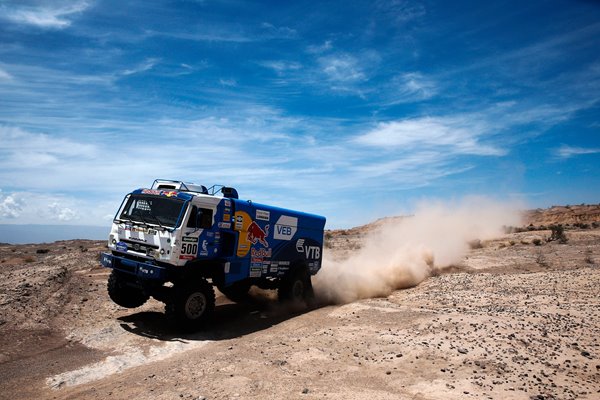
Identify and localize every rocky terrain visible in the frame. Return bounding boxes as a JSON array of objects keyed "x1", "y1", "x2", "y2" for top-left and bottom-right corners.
[
  {"x1": 1, "y1": 210, "x2": 599, "y2": 400},
  {"x1": 522, "y1": 204, "x2": 600, "y2": 227}
]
